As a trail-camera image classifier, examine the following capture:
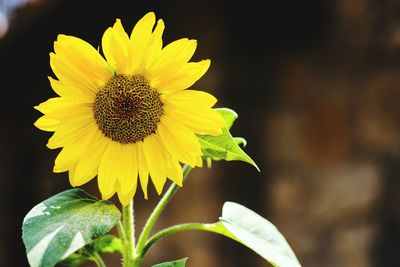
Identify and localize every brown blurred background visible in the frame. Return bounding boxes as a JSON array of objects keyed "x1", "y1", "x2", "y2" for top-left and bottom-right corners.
[{"x1": 1, "y1": 0, "x2": 400, "y2": 266}]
